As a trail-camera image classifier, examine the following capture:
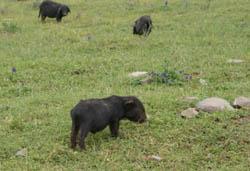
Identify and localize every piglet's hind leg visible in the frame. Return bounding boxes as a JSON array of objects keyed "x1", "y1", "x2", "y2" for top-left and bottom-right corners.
[
  {"x1": 79, "y1": 124, "x2": 89, "y2": 150},
  {"x1": 70, "y1": 122, "x2": 80, "y2": 149}
]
